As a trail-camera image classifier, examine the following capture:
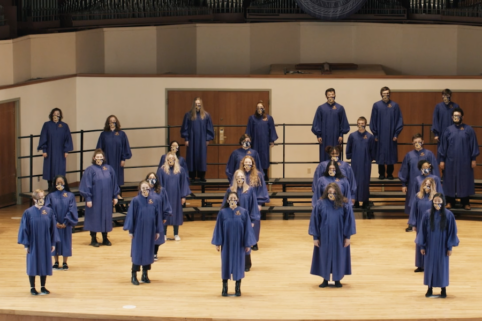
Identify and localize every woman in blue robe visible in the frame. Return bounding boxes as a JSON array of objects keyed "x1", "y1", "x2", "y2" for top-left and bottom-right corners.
[
  {"x1": 96, "y1": 115, "x2": 132, "y2": 188},
  {"x1": 38, "y1": 108, "x2": 74, "y2": 188},
  {"x1": 180, "y1": 97, "x2": 215, "y2": 182},
  {"x1": 79, "y1": 149, "x2": 120, "y2": 247},
  {"x1": 311, "y1": 88, "x2": 350, "y2": 162},
  {"x1": 124, "y1": 181, "x2": 164, "y2": 285},
  {"x1": 416, "y1": 193, "x2": 459, "y2": 298},
  {"x1": 239, "y1": 155, "x2": 269, "y2": 250},
  {"x1": 18, "y1": 189, "x2": 58, "y2": 295},
  {"x1": 158, "y1": 141, "x2": 188, "y2": 175},
  {"x1": 346, "y1": 117, "x2": 376, "y2": 208},
  {"x1": 45, "y1": 175, "x2": 78, "y2": 271},
  {"x1": 245, "y1": 100, "x2": 278, "y2": 180},
  {"x1": 312, "y1": 161, "x2": 351, "y2": 207},
  {"x1": 431, "y1": 89, "x2": 458, "y2": 162},
  {"x1": 414, "y1": 160, "x2": 443, "y2": 195},
  {"x1": 309, "y1": 183, "x2": 356, "y2": 288},
  {"x1": 226, "y1": 134, "x2": 263, "y2": 182},
  {"x1": 156, "y1": 152, "x2": 191, "y2": 241},
  {"x1": 212, "y1": 191, "x2": 257, "y2": 297},
  {"x1": 223, "y1": 170, "x2": 260, "y2": 272}
]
